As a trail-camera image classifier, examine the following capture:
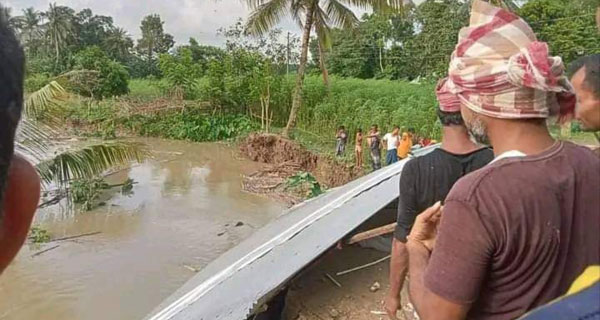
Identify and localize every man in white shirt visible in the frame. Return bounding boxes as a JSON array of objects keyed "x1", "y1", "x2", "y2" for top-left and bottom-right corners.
[{"x1": 383, "y1": 126, "x2": 400, "y2": 165}]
